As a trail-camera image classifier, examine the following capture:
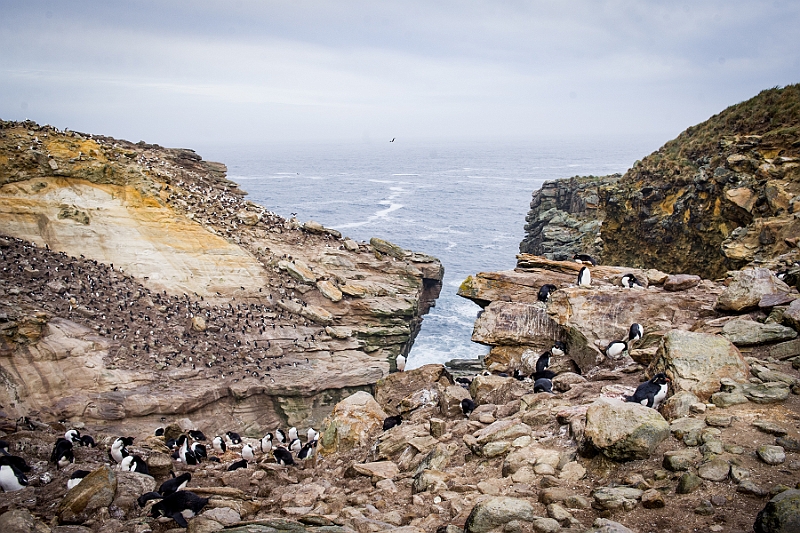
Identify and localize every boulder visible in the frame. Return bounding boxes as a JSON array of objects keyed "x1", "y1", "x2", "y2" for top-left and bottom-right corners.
[
  {"x1": 584, "y1": 398, "x2": 670, "y2": 461},
  {"x1": 721, "y1": 319, "x2": 797, "y2": 346},
  {"x1": 784, "y1": 300, "x2": 800, "y2": 330},
  {"x1": 464, "y1": 496, "x2": 536, "y2": 533},
  {"x1": 57, "y1": 465, "x2": 117, "y2": 524},
  {"x1": 663, "y1": 274, "x2": 701, "y2": 291},
  {"x1": 316, "y1": 280, "x2": 343, "y2": 302},
  {"x1": 319, "y1": 391, "x2": 387, "y2": 454},
  {"x1": 474, "y1": 419, "x2": 532, "y2": 446},
  {"x1": 697, "y1": 458, "x2": 730, "y2": 481},
  {"x1": 439, "y1": 384, "x2": 472, "y2": 418},
  {"x1": 585, "y1": 518, "x2": 638, "y2": 533},
  {"x1": 350, "y1": 461, "x2": 399, "y2": 481},
  {"x1": 755, "y1": 489, "x2": 800, "y2": 533},
  {"x1": 469, "y1": 374, "x2": 527, "y2": 406},
  {"x1": 375, "y1": 364, "x2": 448, "y2": 414},
  {"x1": 716, "y1": 268, "x2": 792, "y2": 312},
  {"x1": 591, "y1": 486, "x2": 643, "y2": 511},
  {"x1": 0, "y1": 509, "x2": 49, "y2": 533},
  {"x1": 660, "y1": 390, "x2": 701, "y2": 421},
  {"x1": 648, "y1": 330, "x2": 749, "y2": 401},
  {"x1": 758, "y1": 445, "x2": 786, "y2": 465},
  {"x1": 112, "y1": 471, "x2": 156, "y2": 517}
]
